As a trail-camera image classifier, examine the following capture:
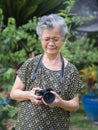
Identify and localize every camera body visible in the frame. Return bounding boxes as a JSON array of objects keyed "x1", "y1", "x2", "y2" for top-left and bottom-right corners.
[{"x1": 35, "y1": 88, "x2": 55, "y2": 104}]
